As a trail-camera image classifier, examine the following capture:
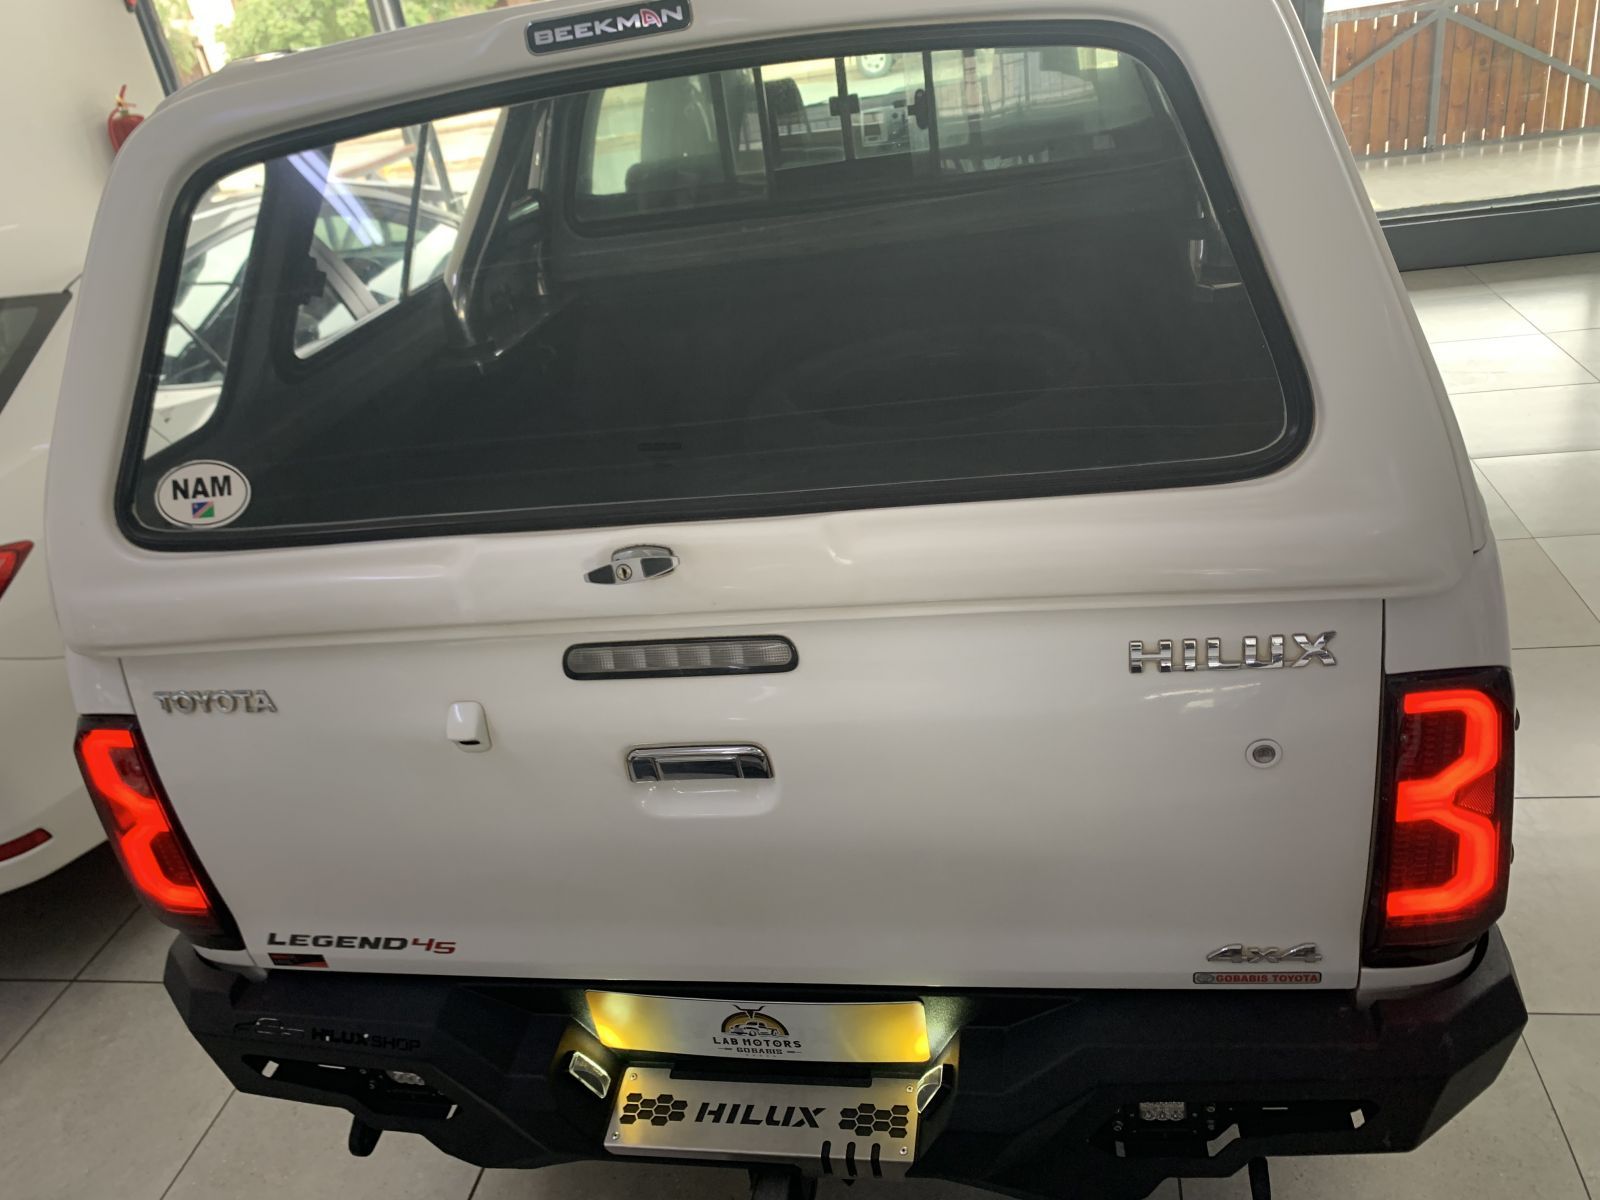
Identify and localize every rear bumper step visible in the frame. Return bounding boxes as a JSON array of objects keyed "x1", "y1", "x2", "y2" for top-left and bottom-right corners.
[{"x1": 165, "y1": 932, "x2": 1526, "y2": 1200}]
